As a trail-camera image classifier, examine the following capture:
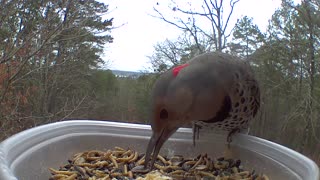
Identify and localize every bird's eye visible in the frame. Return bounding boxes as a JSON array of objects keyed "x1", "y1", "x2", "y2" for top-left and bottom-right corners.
[{"x1": 159, "y1": 108, "x2": 168, "y2": 119}]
